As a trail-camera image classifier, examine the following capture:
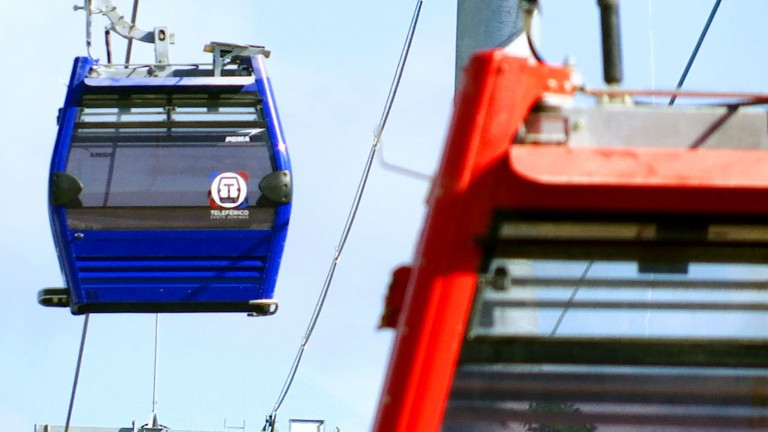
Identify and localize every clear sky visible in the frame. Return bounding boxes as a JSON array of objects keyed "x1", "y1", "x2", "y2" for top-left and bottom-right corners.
[{"x1": 2, "y1": 1, "x2": 768, "y2": 432}]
